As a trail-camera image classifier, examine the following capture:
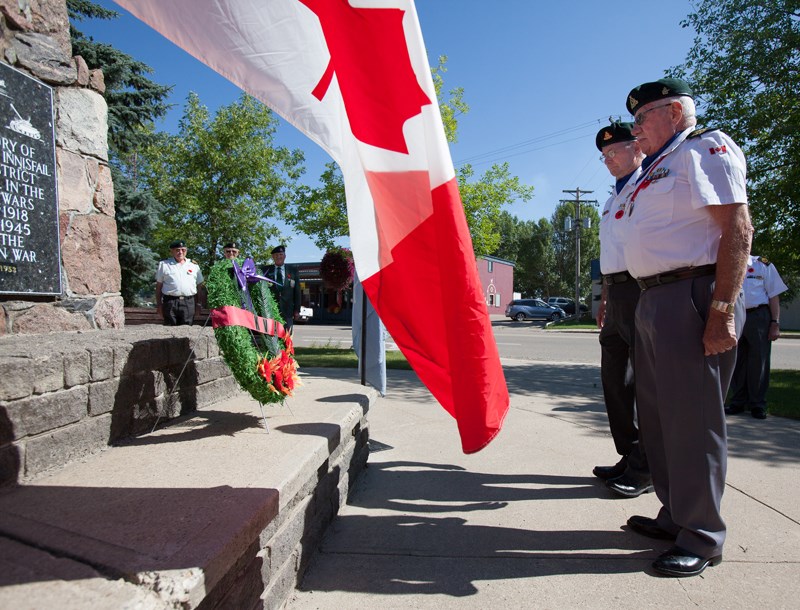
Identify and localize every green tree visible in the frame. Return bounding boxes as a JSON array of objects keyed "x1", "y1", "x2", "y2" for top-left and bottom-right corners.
[
  {"x1": 549, "y1": 201, "x2": 600, "y2": 302},
  {"x1": 457, "y1": 163, "x2": 534, "y2": 256},
  {"x1": 142, "y1": 93, "x2": 305, "y2": 270},
  {"x1": 494, "y1": 212, "x2": 558, "y2": 297},
  {"x1": 673, "y1": 0, "x2": 799, "y2": 292},
  {"x1": 67, "y1": 0, "x2": 173, "y2": 304}
]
